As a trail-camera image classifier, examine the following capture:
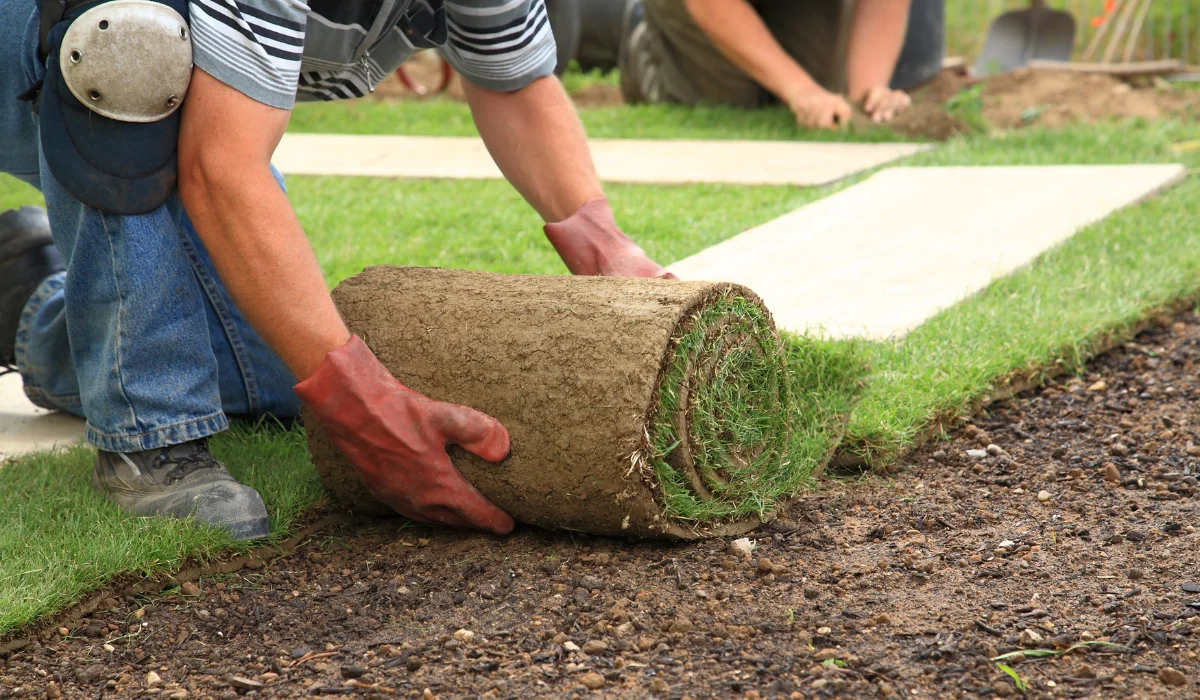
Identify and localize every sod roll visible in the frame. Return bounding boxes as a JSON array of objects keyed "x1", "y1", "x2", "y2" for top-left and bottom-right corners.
[{"x1": 305, "y1": 267, "x2": 791, "y2": 539}]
